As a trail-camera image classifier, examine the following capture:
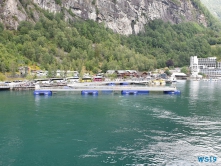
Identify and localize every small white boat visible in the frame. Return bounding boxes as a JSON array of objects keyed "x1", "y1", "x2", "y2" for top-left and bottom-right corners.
[{"x1": 166, "y1": 76, "x2": 177, "y2": 84}]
